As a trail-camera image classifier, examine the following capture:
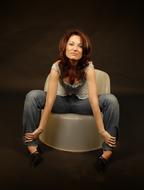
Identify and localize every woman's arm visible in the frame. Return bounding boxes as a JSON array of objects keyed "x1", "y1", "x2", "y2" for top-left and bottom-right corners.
[
  {"x1": 38, "y1": 69, "x2": 59, "y2": 131},
  {"x1": 86, "y1": 68, "x2": 116, "y2": 147},
  {"x1": 25, "y1": 68, "x2": 59, "y2": 141}
]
